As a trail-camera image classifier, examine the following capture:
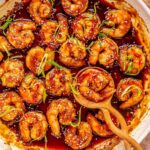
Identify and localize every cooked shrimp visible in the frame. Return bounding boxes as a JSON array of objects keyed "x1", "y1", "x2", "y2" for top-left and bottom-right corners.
[
  {"x1": 89, "y1": 37, "x2": 118, "y2": 68},
  {"x1": 119, "y1": 45, "x2": 145, "y2": 76},
  {"x1": 64, "y1": 122, "x2": 92, "y2": 149},
  {"x1": 6, "y1": 20, "x2": 36, "y2": 49},
  {"x1": 40, "y1": 13, "x2": 68, "y2": 48},
  {"x1": 59, "y1": 37, "x2": 87, "y2": 67},
  {"x1": 0, "y1": 59, "x2": 24, "y2": 87},
  {"x1": 72, "y1": 12, "x2": 100, "y2": 42},
  {"x1": 101, "y1": 10, "x2": 131, "y2": 38},
  {"x1": 28, "y1": 0, "x2": 52, "y2": 24},
  {"x1": 116, "y1": 78, "x2": 144, "y2": 109},
  {"x1": 19, "y1": 111, "x2": 48, "y2": 142},
  {"x1": 87, "y1": 113, "x2": 112, "y2": 137},
  {"x1": 19, "y1": 72, "x2": 45, "y2": 104},
  {"x1": 61, "y1": 0, "x2": 88, "y2": 16},
  {"x1": 46, "y1": 98, "x2": 76, "y2": 138},
  {"x1": 0, "y1": 36, "x2": 13, "y2": 52},
  {"x1": 26, "y1": 46, "x2": 55, "y2": 75},
  {"x1": 45, "y1": 68, "x2": 72, "y2": 96},
  {"x1": 87, "y1": 110, "x2": 119, "y2": 137},
  {"x1": 0, "y1": 91, "x2": 25, "y2": 122},
  {"x1": 77, "y1": 68, "x2": 115, "y2": 102}
]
